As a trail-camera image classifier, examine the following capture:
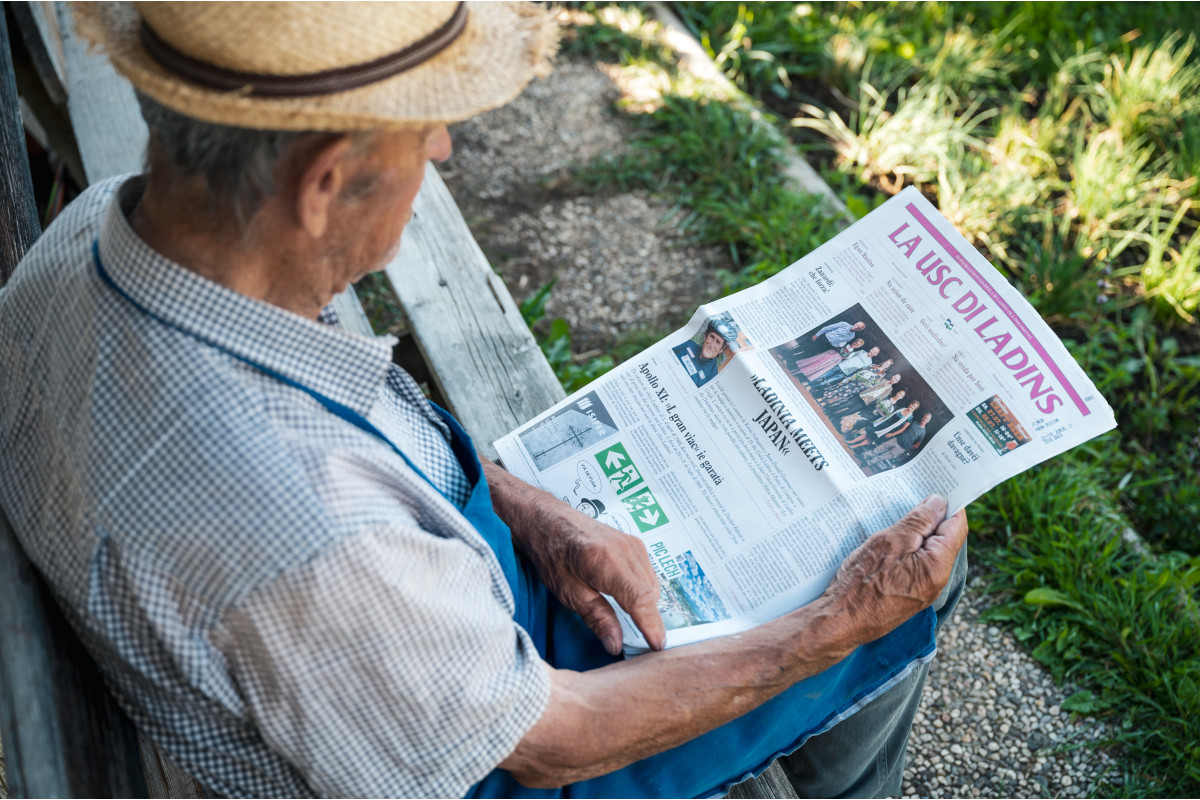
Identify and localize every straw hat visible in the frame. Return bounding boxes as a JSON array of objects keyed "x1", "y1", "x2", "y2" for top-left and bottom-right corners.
[{"x1": 72, "y1": 2, "x2": 558, "y2": 131}]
